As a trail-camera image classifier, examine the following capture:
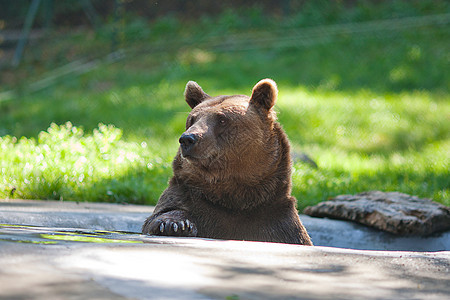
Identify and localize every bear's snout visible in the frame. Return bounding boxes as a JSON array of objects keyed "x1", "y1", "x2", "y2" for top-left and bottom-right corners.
[{"x1": 179, "y1": 133, "x2": 198, "y2": 157}]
